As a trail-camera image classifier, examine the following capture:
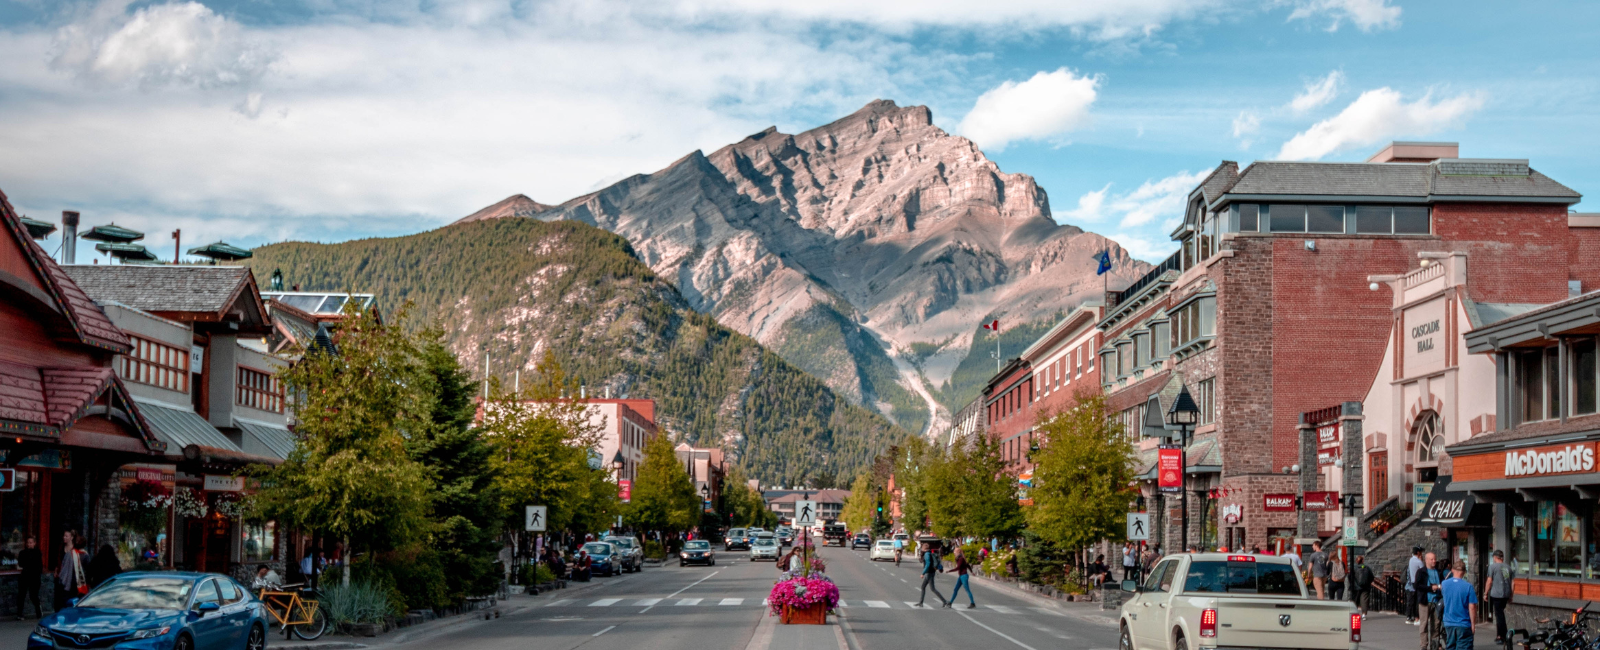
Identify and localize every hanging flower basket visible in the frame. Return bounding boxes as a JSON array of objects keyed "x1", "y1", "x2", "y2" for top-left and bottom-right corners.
[
  {"x1": 173, "y1": 487, "x2": 208, "y2": 519},
  {"x1": 768, "y1": 576, "x2": 838, "y2": 625}
]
